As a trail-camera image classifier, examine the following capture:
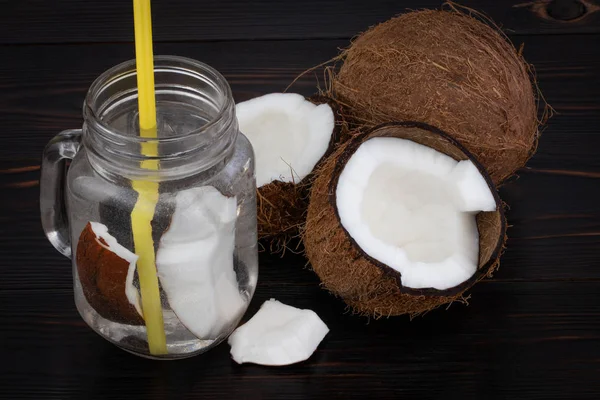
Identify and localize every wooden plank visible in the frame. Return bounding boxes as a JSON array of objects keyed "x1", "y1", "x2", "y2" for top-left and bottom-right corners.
[
  {"x1": 1, "y1": 282, "x2": 600, "y2": 399},
  {"x1": 1, "y1": 0, "x2": 599, "y2": 45}
]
